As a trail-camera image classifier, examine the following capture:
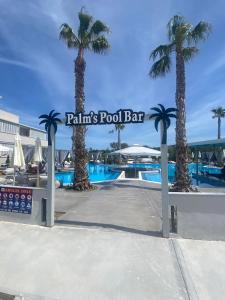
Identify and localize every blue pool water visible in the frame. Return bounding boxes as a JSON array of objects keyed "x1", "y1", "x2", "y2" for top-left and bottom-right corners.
[
  {"x1": 55, "y1": 164, "x2": 120, "y2": 185},
  {"x1": 55, "y1": 162, "x2": 224, "y2": 187},
  {"x1": 140, "y1": 163, "x2": 224, "y2": 188},
  {"x1": 128, "y1": 162, "x2": 222, "y2": 174}
]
